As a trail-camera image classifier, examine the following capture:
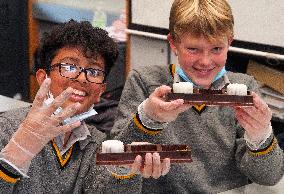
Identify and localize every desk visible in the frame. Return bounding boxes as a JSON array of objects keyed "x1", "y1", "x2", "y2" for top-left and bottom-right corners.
[
  {"x1": 0, "y1": 95, "x2": 31, "y2": 113},
  {"x1": 220, "y1": 176, "x2": 284, "y2": 194}
]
